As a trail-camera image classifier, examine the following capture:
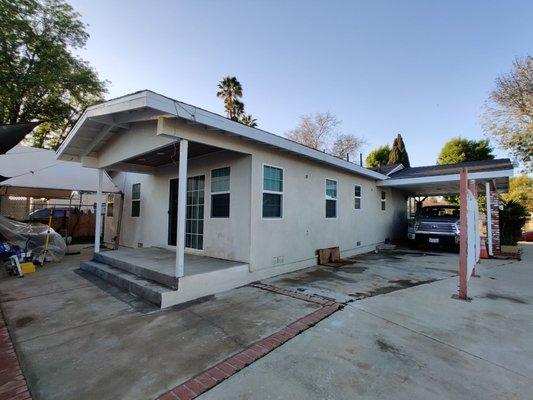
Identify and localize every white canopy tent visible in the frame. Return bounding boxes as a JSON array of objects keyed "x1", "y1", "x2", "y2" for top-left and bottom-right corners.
[{"x1": 0, "y1": 145, "x2": 119, "y2": 198}]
